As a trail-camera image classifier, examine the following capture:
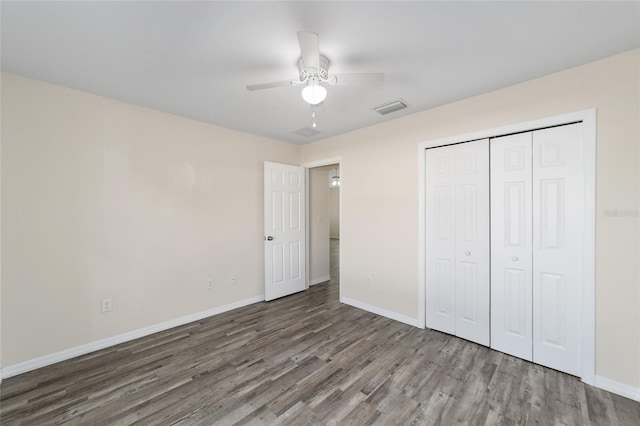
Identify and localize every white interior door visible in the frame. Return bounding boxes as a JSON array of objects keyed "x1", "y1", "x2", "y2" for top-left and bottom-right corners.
[
  {"x1": 264, "y1": 162, "x2": 306, "y2": 301},
  {"x1": 426, "y1": 140, "x2": 490, "y2": 345},
  {"x1": 425, "y1": 146, "x2": 457, "y2": 334},
  {"x1": 490, "y1": 133, "x2": 534, "y2": 361},
  {"x1": 532, "y1": 124, "x2": 583, "y2": 376},
  {"x1": 455, "y1": 139, "x2": 490, "y2": 346}
]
